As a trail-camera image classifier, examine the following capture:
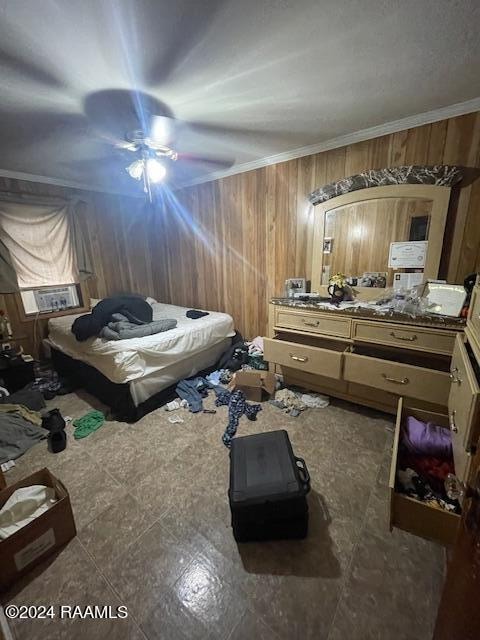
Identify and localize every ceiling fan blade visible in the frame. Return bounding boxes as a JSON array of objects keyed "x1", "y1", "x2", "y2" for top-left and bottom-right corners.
[
  {"x1": 84, "y1": 89, "x2": 175, "y2": 145},
  {"x1": 89, "y1": 127, "x2": 136, "y2": 150},
  {"x1": 176, "y1": 153, "x2": 234, "y2": 169},
  {"x1": 150, "y1": 115, "x2": 177, "y2": 146},
  {"x1": 0, "y1": 45, "x2": 66, "y2": 90}
]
